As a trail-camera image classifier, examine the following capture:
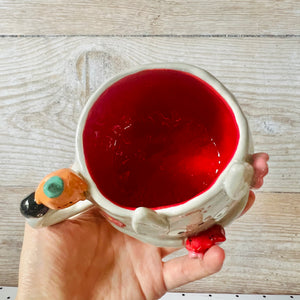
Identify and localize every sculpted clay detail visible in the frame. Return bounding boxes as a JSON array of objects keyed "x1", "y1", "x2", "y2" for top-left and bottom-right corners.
[
  {"x1": 35, "y1": 168, "x2": 89, "y2": 210},
  {"x1": 185, "y1": 224, "x2": 226, "y2": 258}
]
